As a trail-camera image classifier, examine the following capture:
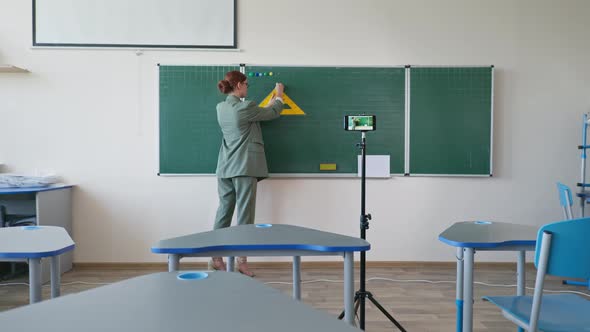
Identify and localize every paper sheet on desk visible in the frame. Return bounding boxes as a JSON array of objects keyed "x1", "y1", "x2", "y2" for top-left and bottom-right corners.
[
  {"x1": 357, "y1": 155, "x2": 390, "y2": 178},
  {"x1": 0, "y1": 174, "x2": 60, "y2": 188}
]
